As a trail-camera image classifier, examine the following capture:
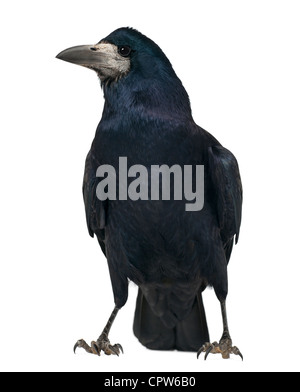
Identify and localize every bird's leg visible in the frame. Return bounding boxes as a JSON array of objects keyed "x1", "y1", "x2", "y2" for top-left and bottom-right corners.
[
  {"x1": 197, "y1": 300, "x2": 242, "y2": 360},
  {"x1": 217, "y1": 300, "x2": 236, "y2": 359},
  {"x1": 74, "y1": 306, "x2": 123, "y2": 356}
]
